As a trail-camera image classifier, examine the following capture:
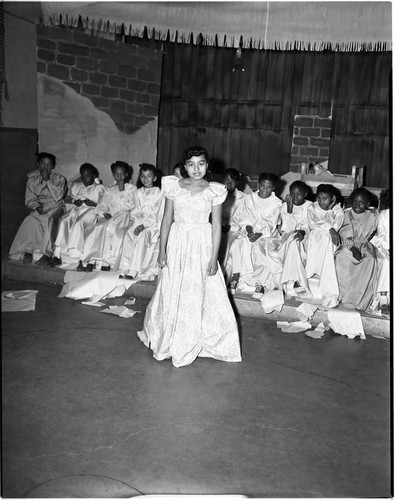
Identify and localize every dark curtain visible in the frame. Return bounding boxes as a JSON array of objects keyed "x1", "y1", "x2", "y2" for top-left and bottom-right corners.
[{"x1": 158, "y1": 44, "x2": 391, "y2": 188}]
